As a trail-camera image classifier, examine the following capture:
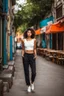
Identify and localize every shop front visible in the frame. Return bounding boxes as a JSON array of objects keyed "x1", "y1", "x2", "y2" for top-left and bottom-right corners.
[
  {"x1": 46, "y1": 19, "x2": 64, "y2": 50},
  {"x1": 39, "y1": 16, "x2": 54, "y2": 49}
]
